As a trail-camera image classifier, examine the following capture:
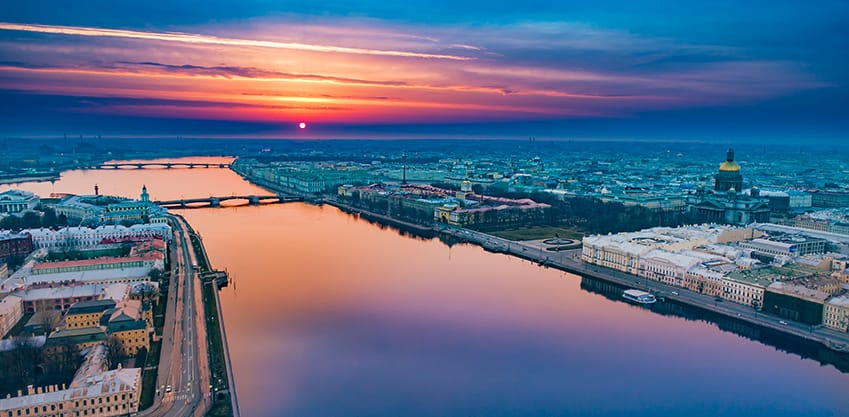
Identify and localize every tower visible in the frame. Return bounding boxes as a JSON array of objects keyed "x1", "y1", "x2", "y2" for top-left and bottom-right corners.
[
  {"x1": 714, "y1": 148, "x2": 743, "y2": 192},
  {"x1": 140, "y1": 185, "x2": 150, "y2": 203},
  {"x1": 402, "y1": 151, "x2": 407, "y2": 185},
  {"x1": 461, "y1": 162, "x2": 472, "y2": 193}
]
